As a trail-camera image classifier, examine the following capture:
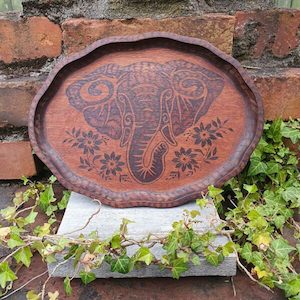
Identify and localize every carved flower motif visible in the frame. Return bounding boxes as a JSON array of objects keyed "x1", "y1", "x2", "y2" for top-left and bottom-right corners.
[
  {"x1": 77, "y1": 131, "x2": 101, "y2": 154},
  {"x1": 100, "y1": 152, "x2": 125, "y2": 176},
  {"x1": 172, "y1": 147, "x2": 198, "y2": 172},
  {"x1": 193, "y1": 123, "x2": 217, "y2": 147}
]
